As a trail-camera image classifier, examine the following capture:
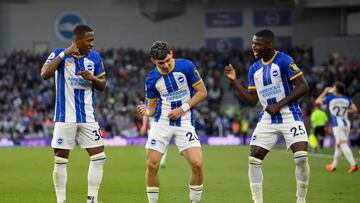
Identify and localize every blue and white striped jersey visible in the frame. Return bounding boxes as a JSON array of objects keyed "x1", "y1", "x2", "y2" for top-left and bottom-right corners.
[
  {"x1": 145, "y1": 58, "x2": 202, "y2": 127},
  {"x1": 323, "y1": 95, "x2": 352, "y2": 127},
  {"x1": 45, "y1": 48, "x2": 105, "y2": 123},
  {"x1": 248, "y1": 51, "x2": 303, "y2": 124}
]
